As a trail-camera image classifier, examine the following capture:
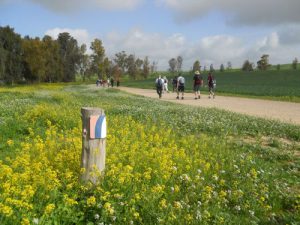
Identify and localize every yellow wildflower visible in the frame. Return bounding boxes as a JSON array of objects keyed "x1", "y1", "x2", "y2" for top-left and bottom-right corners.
[
  {"x1": 44, "y1": 204, "x2": 55, "y2": 214},
  {"x1": 21, "y1": 218, "x2": 30, "y2": 225},
  {"x1": 87, "y1": 196, "x2": 96, "y2": 207},
  {"x1": 6, "y1": 139, "x2": 13, "y2": 146}
]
